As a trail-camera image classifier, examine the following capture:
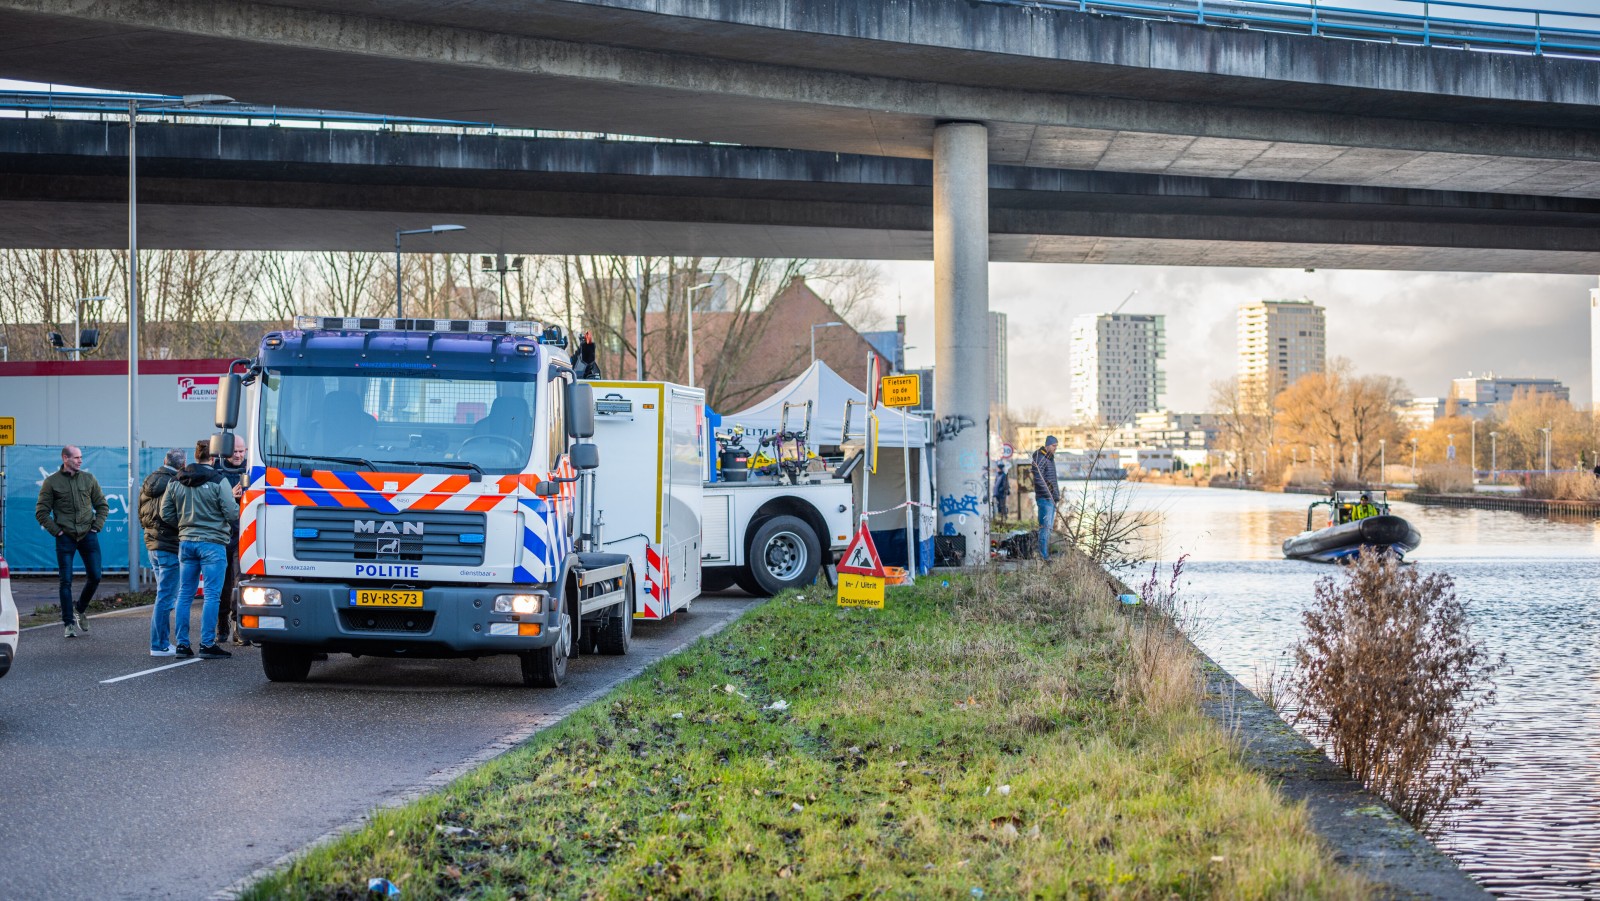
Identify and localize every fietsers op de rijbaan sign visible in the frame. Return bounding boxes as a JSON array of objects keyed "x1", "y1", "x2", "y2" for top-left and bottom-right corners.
[{"x1": 836, "y1": 523, "x2": 886, "y2": 609}]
